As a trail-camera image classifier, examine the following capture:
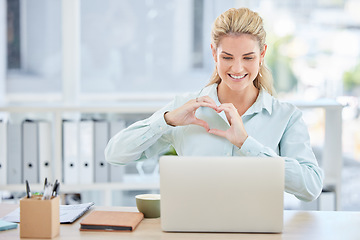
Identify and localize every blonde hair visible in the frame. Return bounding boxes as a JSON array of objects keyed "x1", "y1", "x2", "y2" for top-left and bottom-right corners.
[{"x1": 207, "y1": 8, "x2": 276, "y2": 96}]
